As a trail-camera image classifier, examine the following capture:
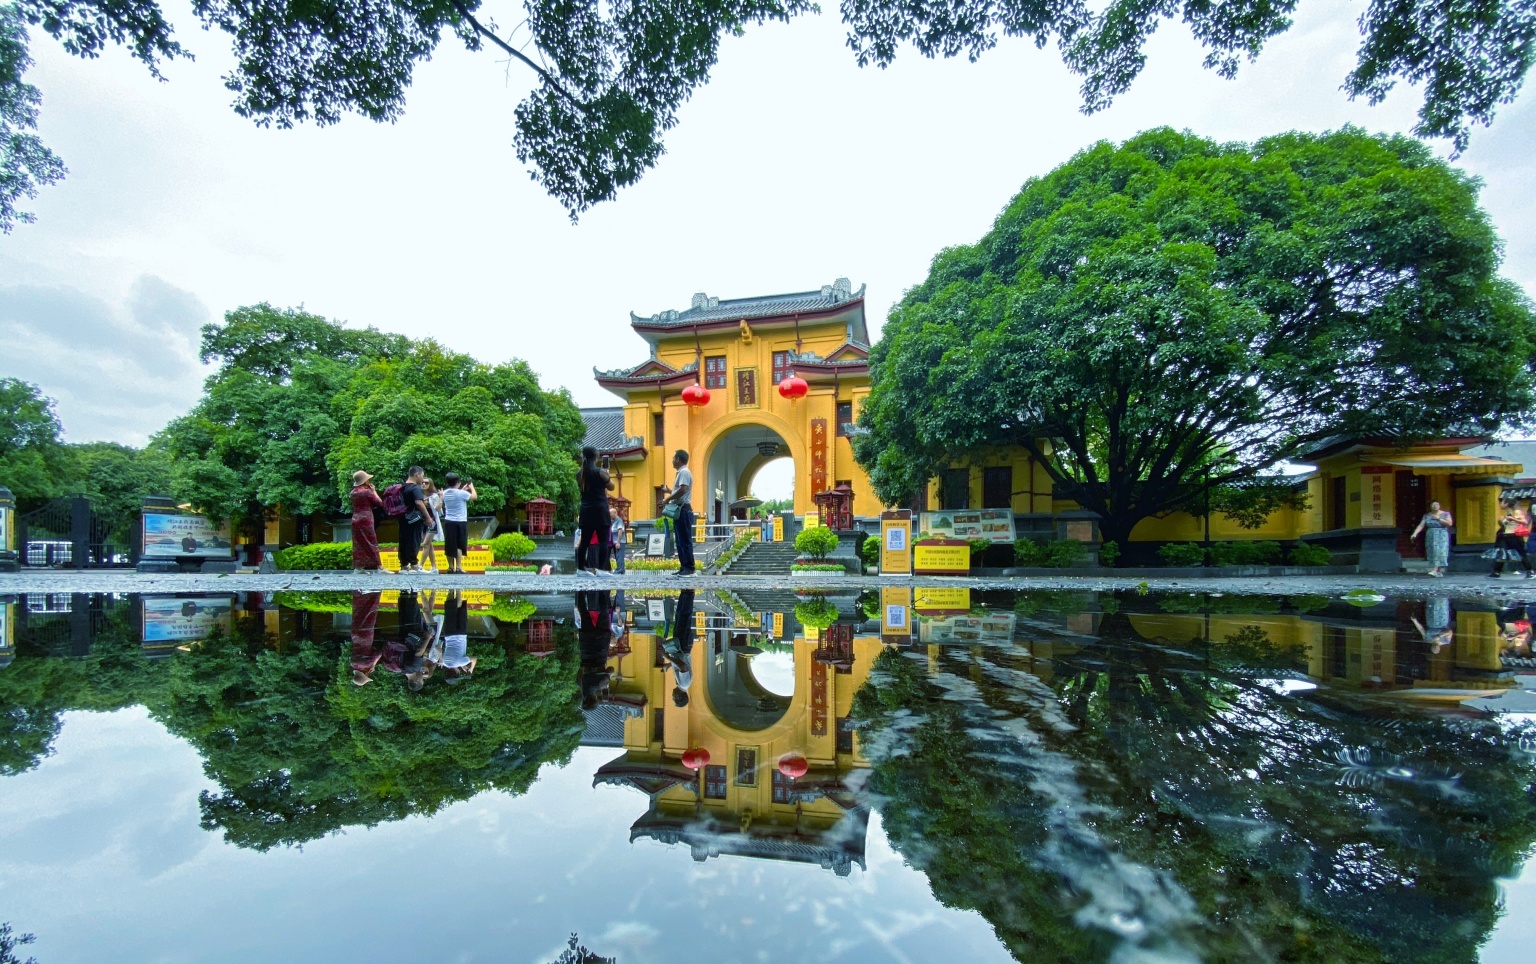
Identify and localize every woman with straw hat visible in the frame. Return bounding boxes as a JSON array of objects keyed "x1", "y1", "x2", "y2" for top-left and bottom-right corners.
[{"x1": 350, "y1": 470, "x2": 385, "y2": 572}]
